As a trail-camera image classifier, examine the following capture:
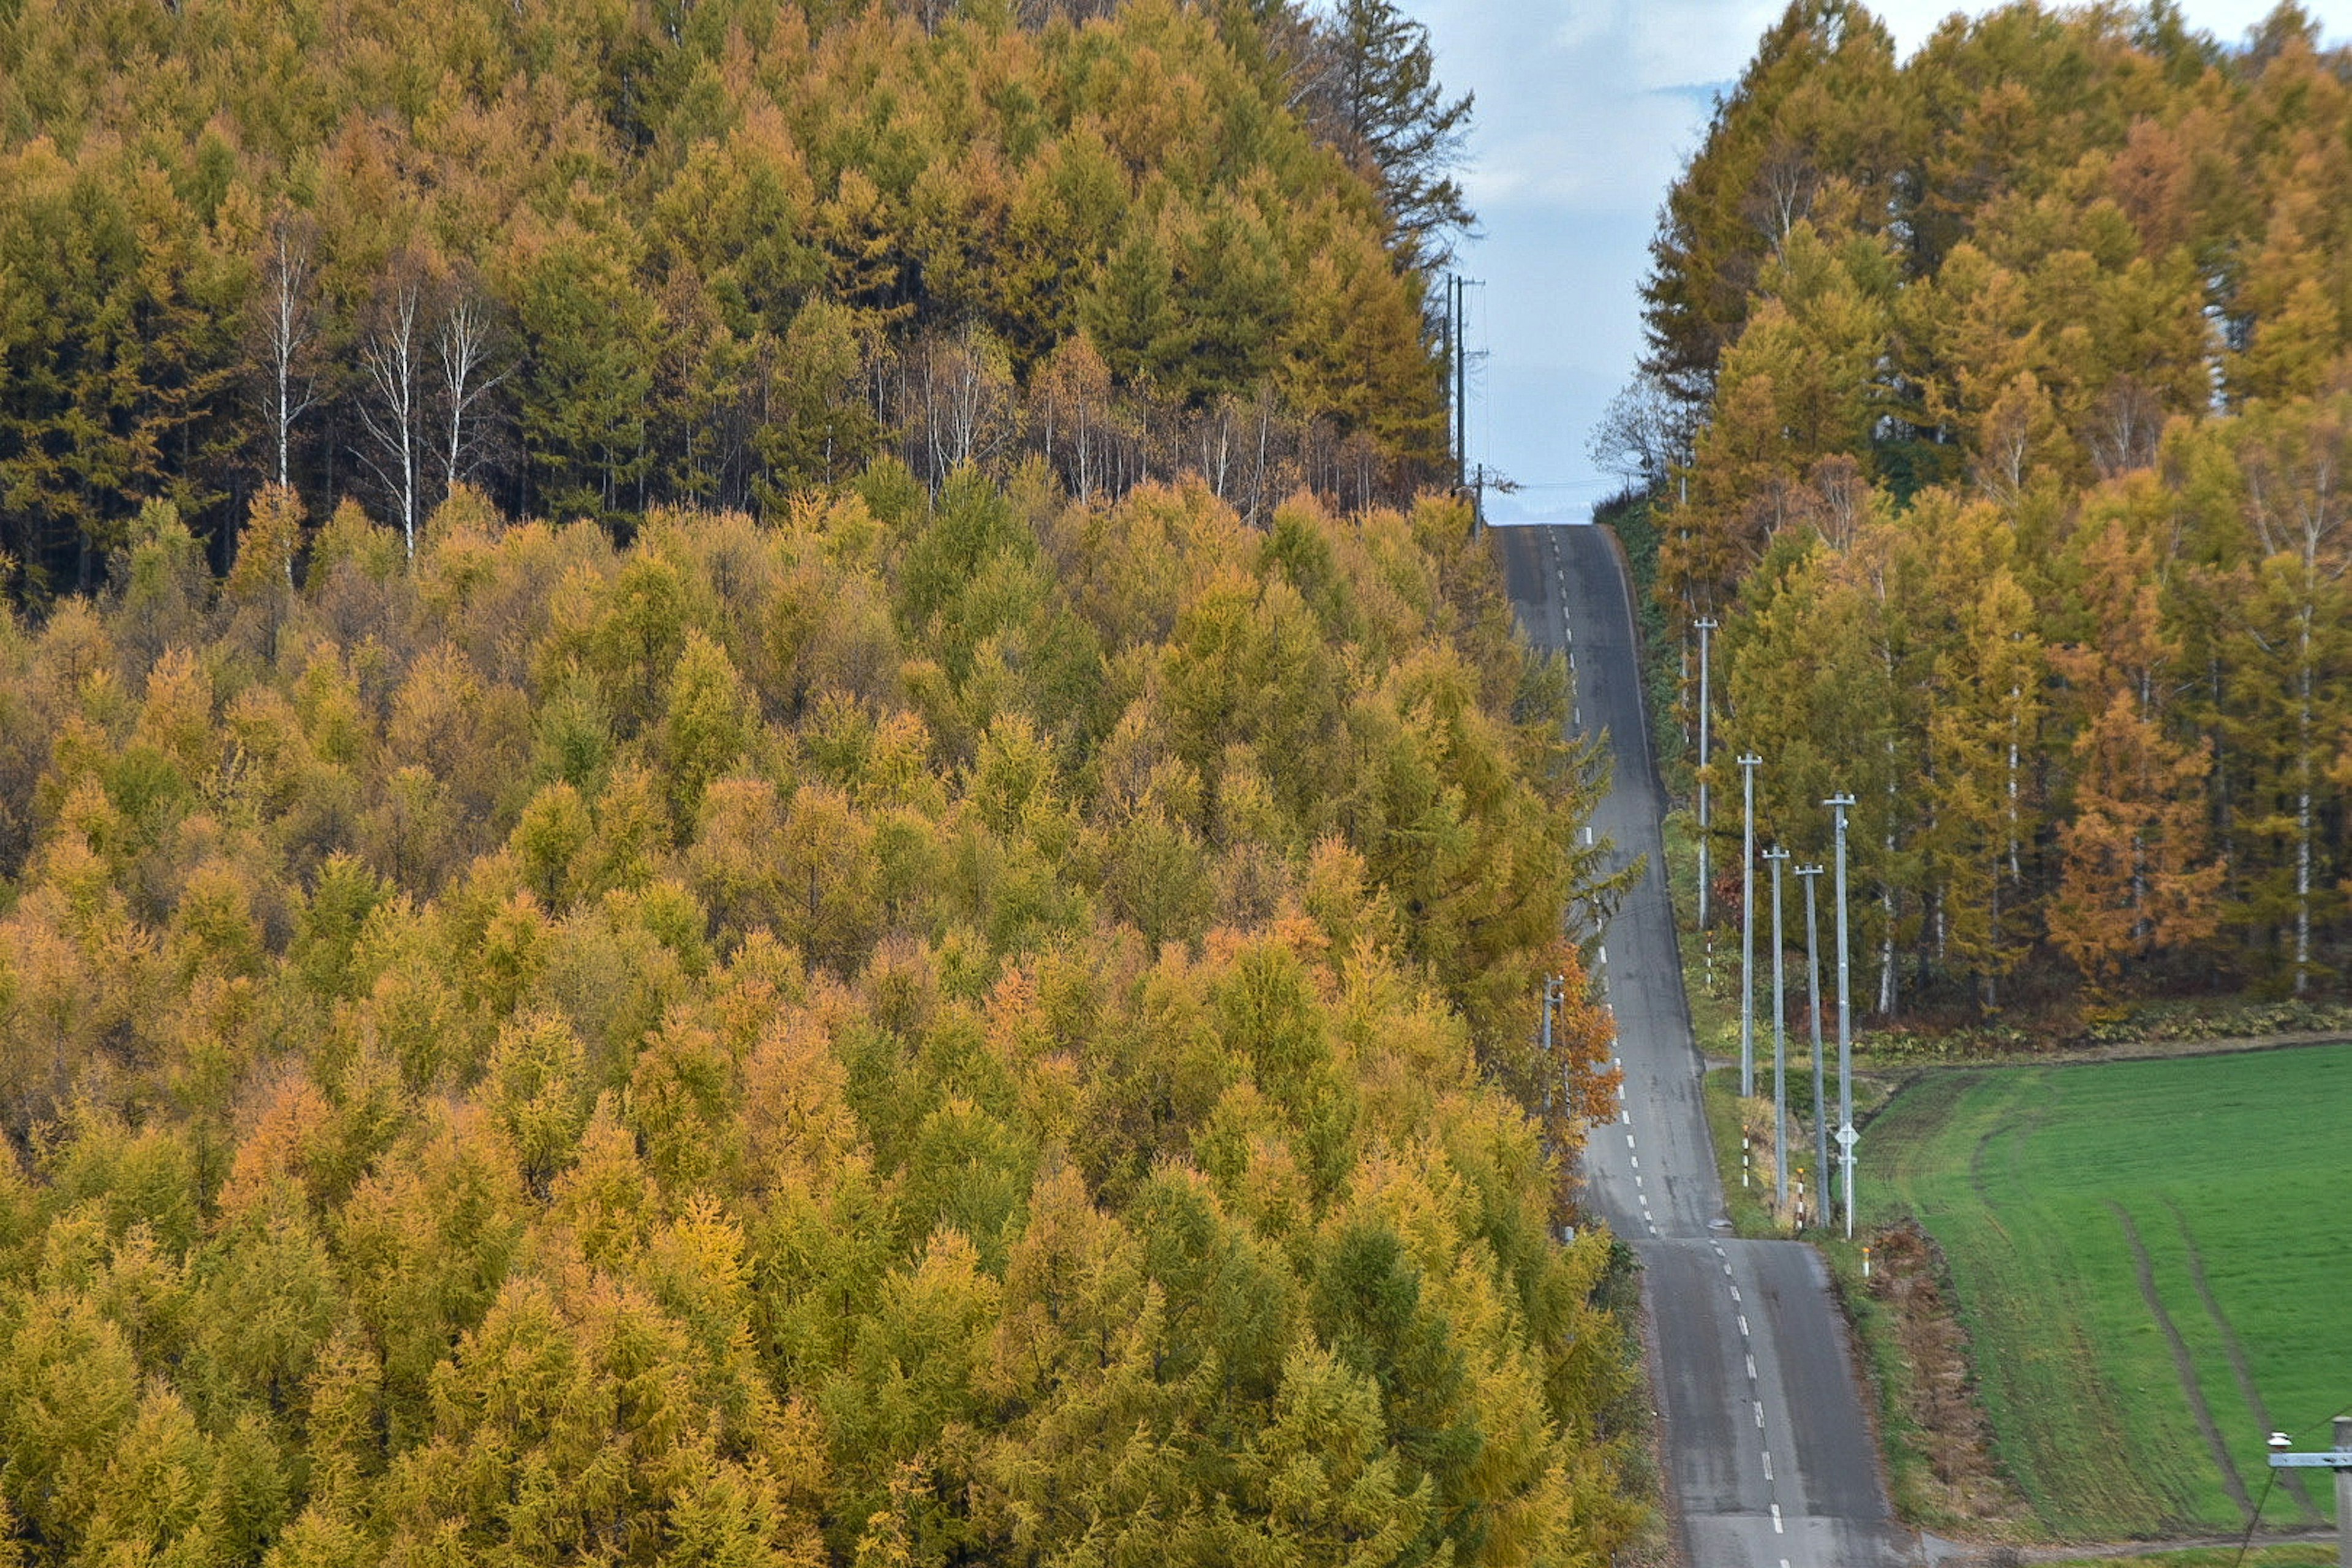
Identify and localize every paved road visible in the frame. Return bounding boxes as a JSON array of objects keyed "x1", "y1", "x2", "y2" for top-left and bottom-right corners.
[{"x1": 1496, "y1": 522, "x2": 1913, "y2": 1568}]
